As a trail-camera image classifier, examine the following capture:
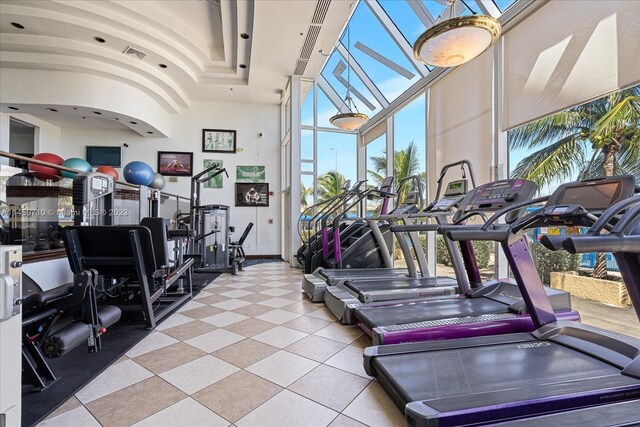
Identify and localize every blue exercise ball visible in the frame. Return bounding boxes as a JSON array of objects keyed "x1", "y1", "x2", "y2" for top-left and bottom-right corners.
[
  {"x1": 123, "y1": 161, "x2": 154, "y2": 186},
  {"x1": 61, "y1": 158, "x2": 92, "y2": 179}
]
